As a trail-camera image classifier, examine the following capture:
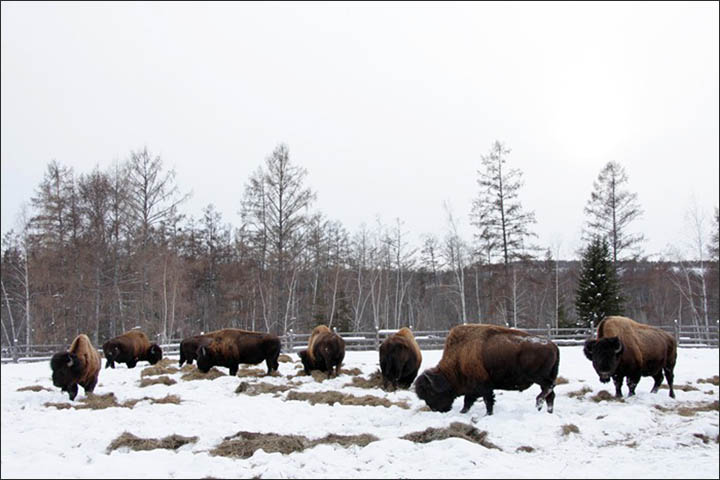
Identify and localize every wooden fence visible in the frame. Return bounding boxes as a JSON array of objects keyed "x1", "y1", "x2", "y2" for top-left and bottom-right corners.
[{"x1": 2, "y1": 321, "x2": 718, "y2": 364}]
